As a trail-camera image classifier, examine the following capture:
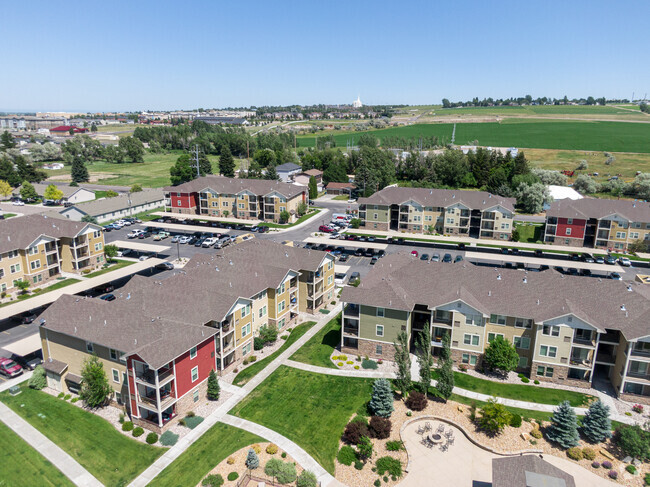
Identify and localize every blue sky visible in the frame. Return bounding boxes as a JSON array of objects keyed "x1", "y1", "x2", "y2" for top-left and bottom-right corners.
[{"x1": 2, "y1": 0, "x2": 647, "y2": 112}]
